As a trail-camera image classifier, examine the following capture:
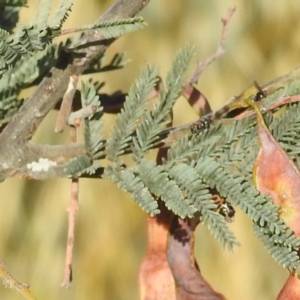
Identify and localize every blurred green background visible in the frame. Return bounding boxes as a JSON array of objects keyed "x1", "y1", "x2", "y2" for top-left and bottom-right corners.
[{"x1": 1, "y1": 0, "x2": 300, "y2": 299}]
